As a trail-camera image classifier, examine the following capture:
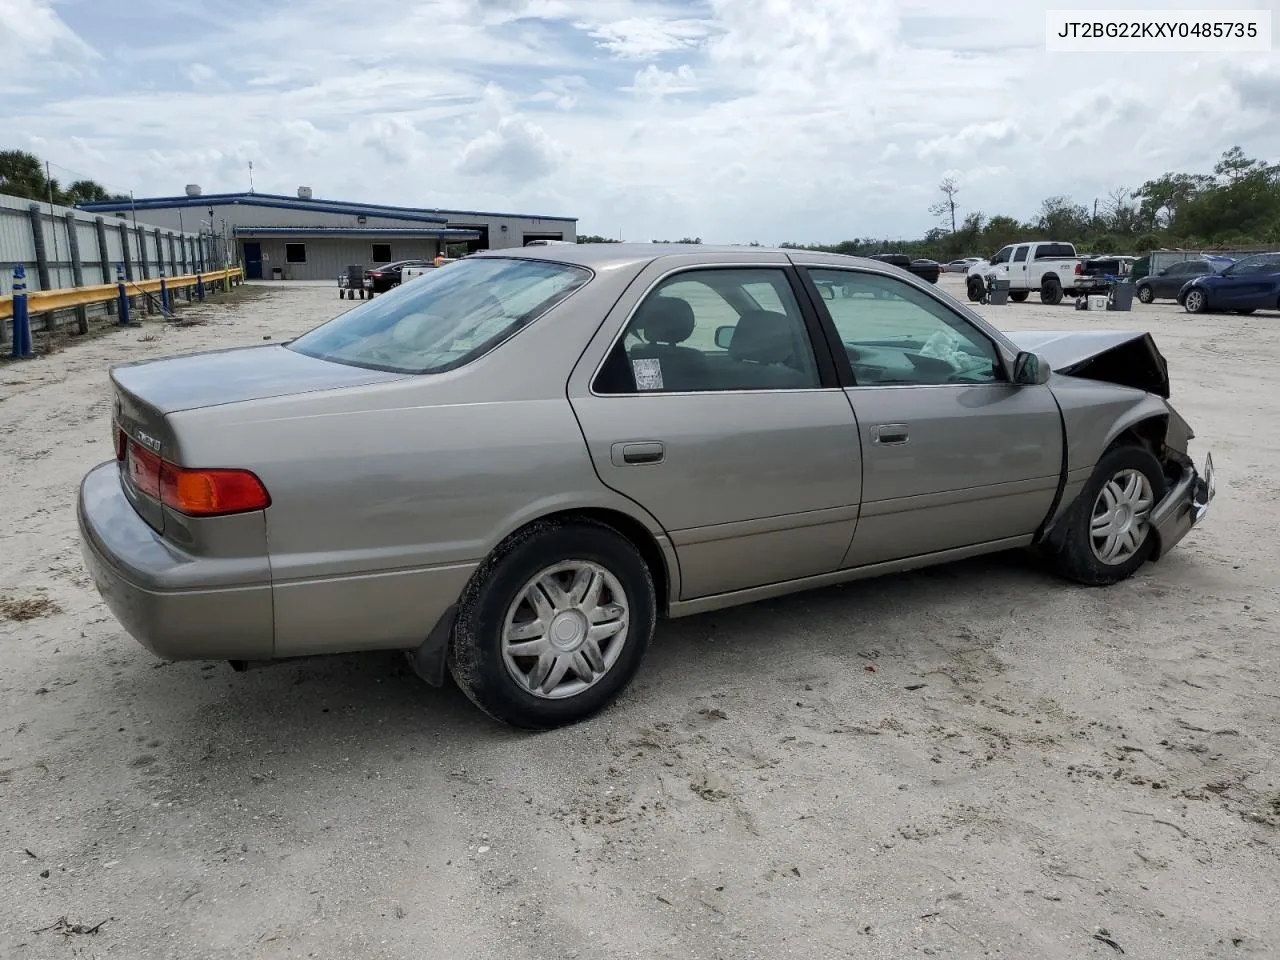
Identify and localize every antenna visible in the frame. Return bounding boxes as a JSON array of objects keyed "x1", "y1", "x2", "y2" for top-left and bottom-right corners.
[{"x1": 248, "y1": 160, "x2": 254, "y2": 193}]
